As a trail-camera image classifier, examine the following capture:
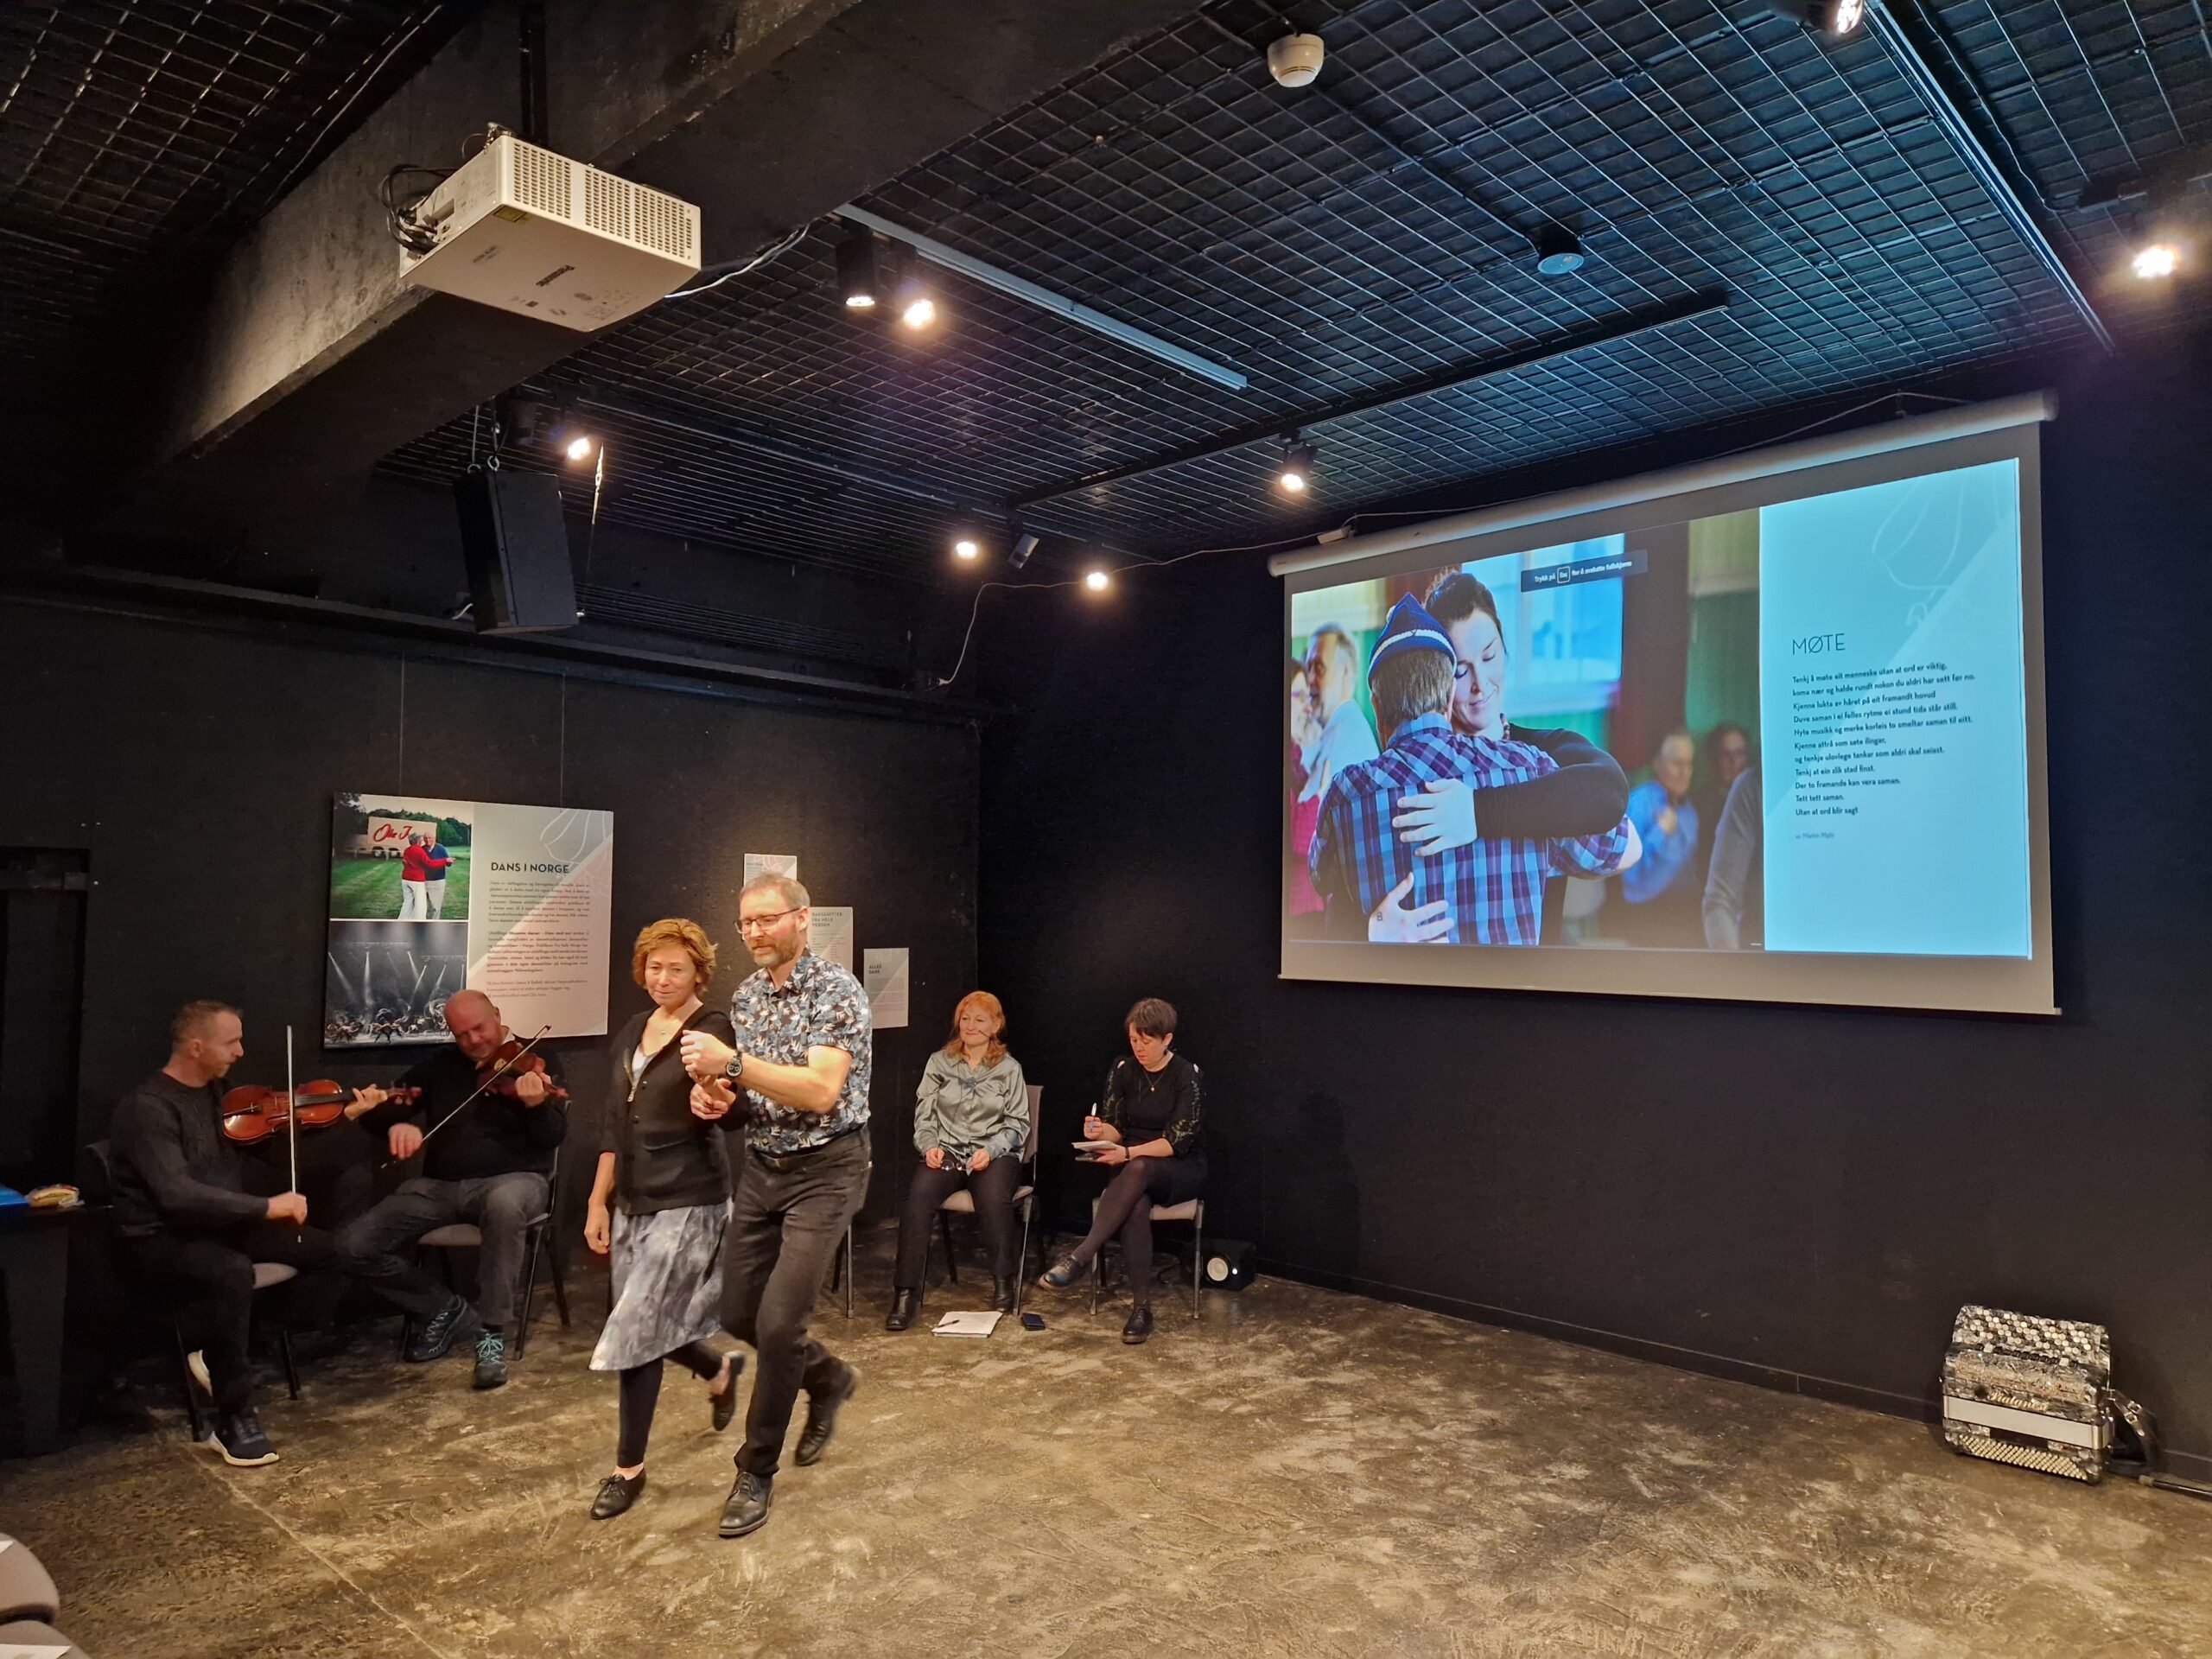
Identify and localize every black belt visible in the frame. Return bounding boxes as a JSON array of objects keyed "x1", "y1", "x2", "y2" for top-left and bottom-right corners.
[{"x1": 750, "y1": 1124, "x2": 863, "y2": 1174}]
